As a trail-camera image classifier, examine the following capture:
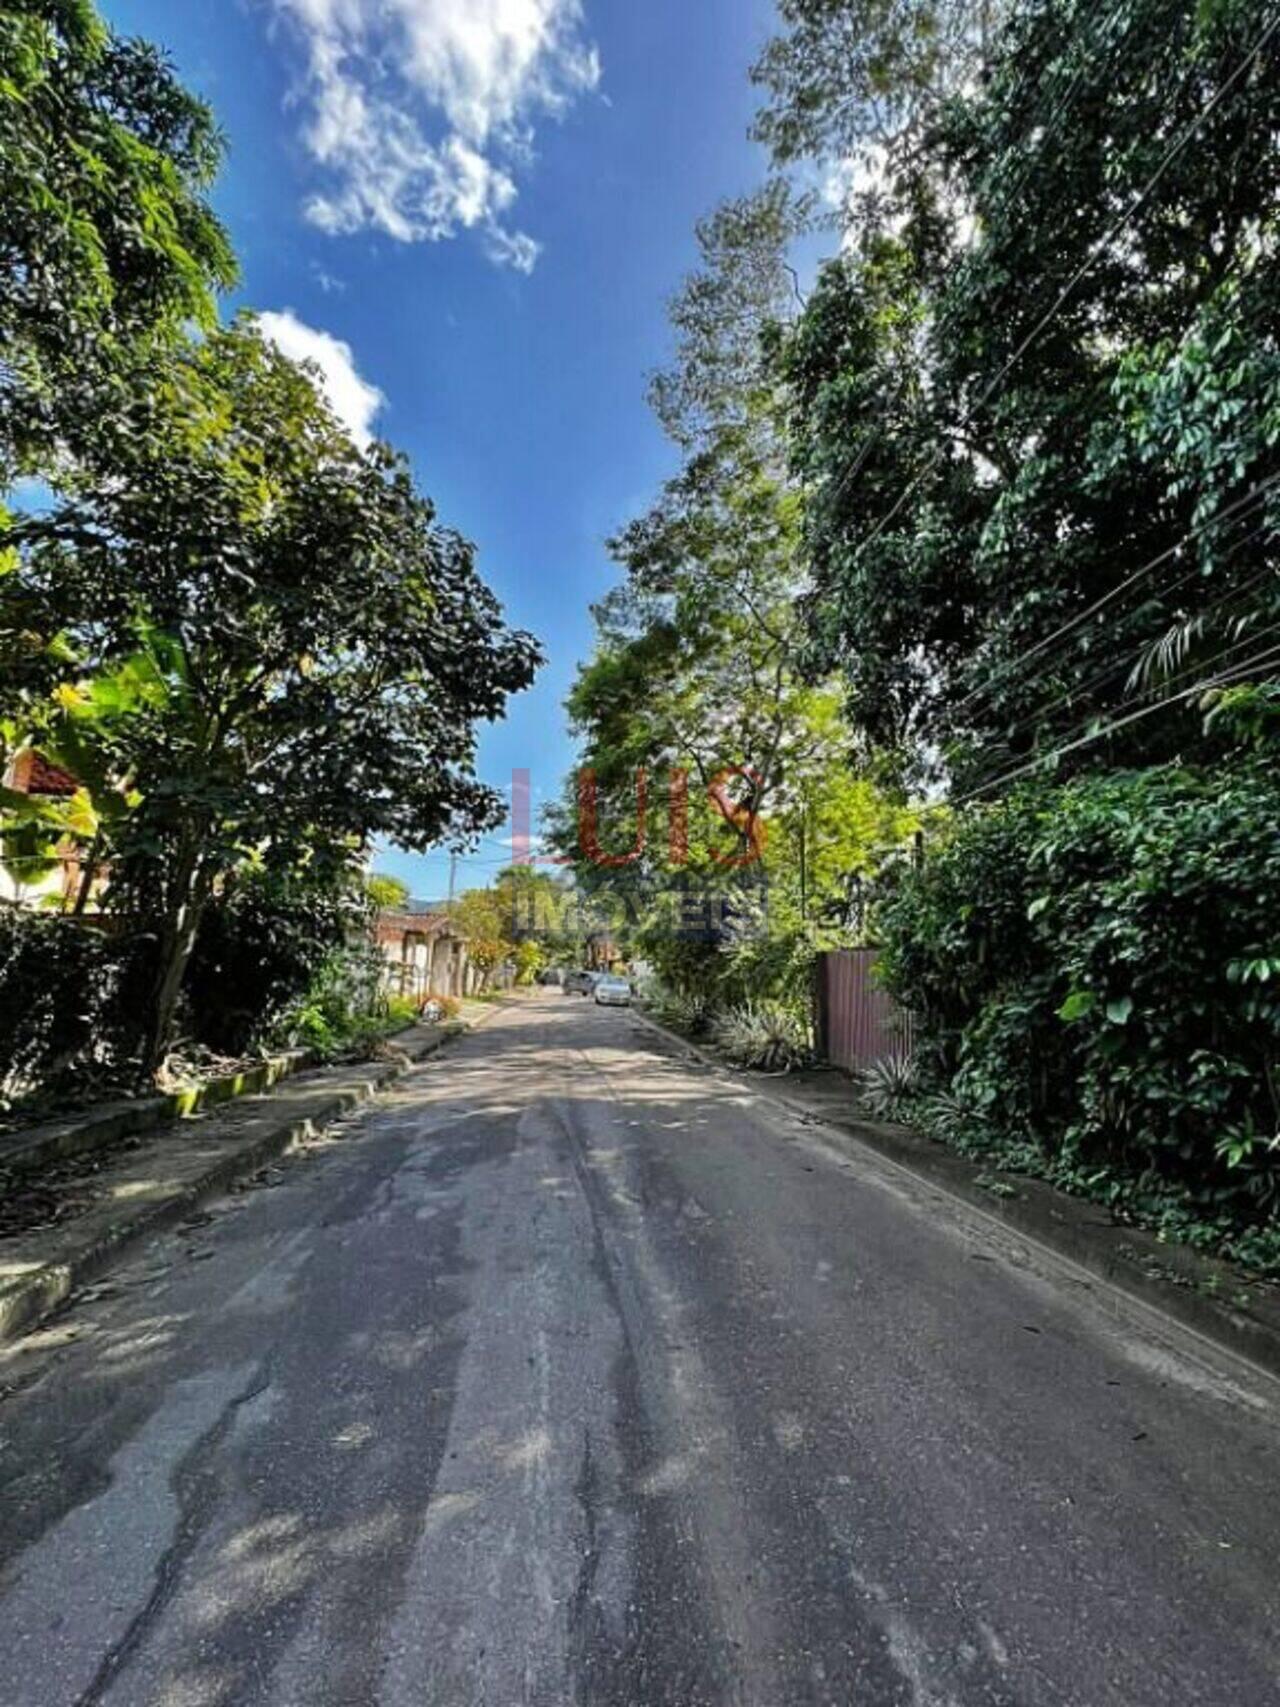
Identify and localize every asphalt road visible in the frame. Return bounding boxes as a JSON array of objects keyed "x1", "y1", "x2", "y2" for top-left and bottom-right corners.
[{"x1": 1, "y1": 996, "x2": 1278, "y2": 1707}]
